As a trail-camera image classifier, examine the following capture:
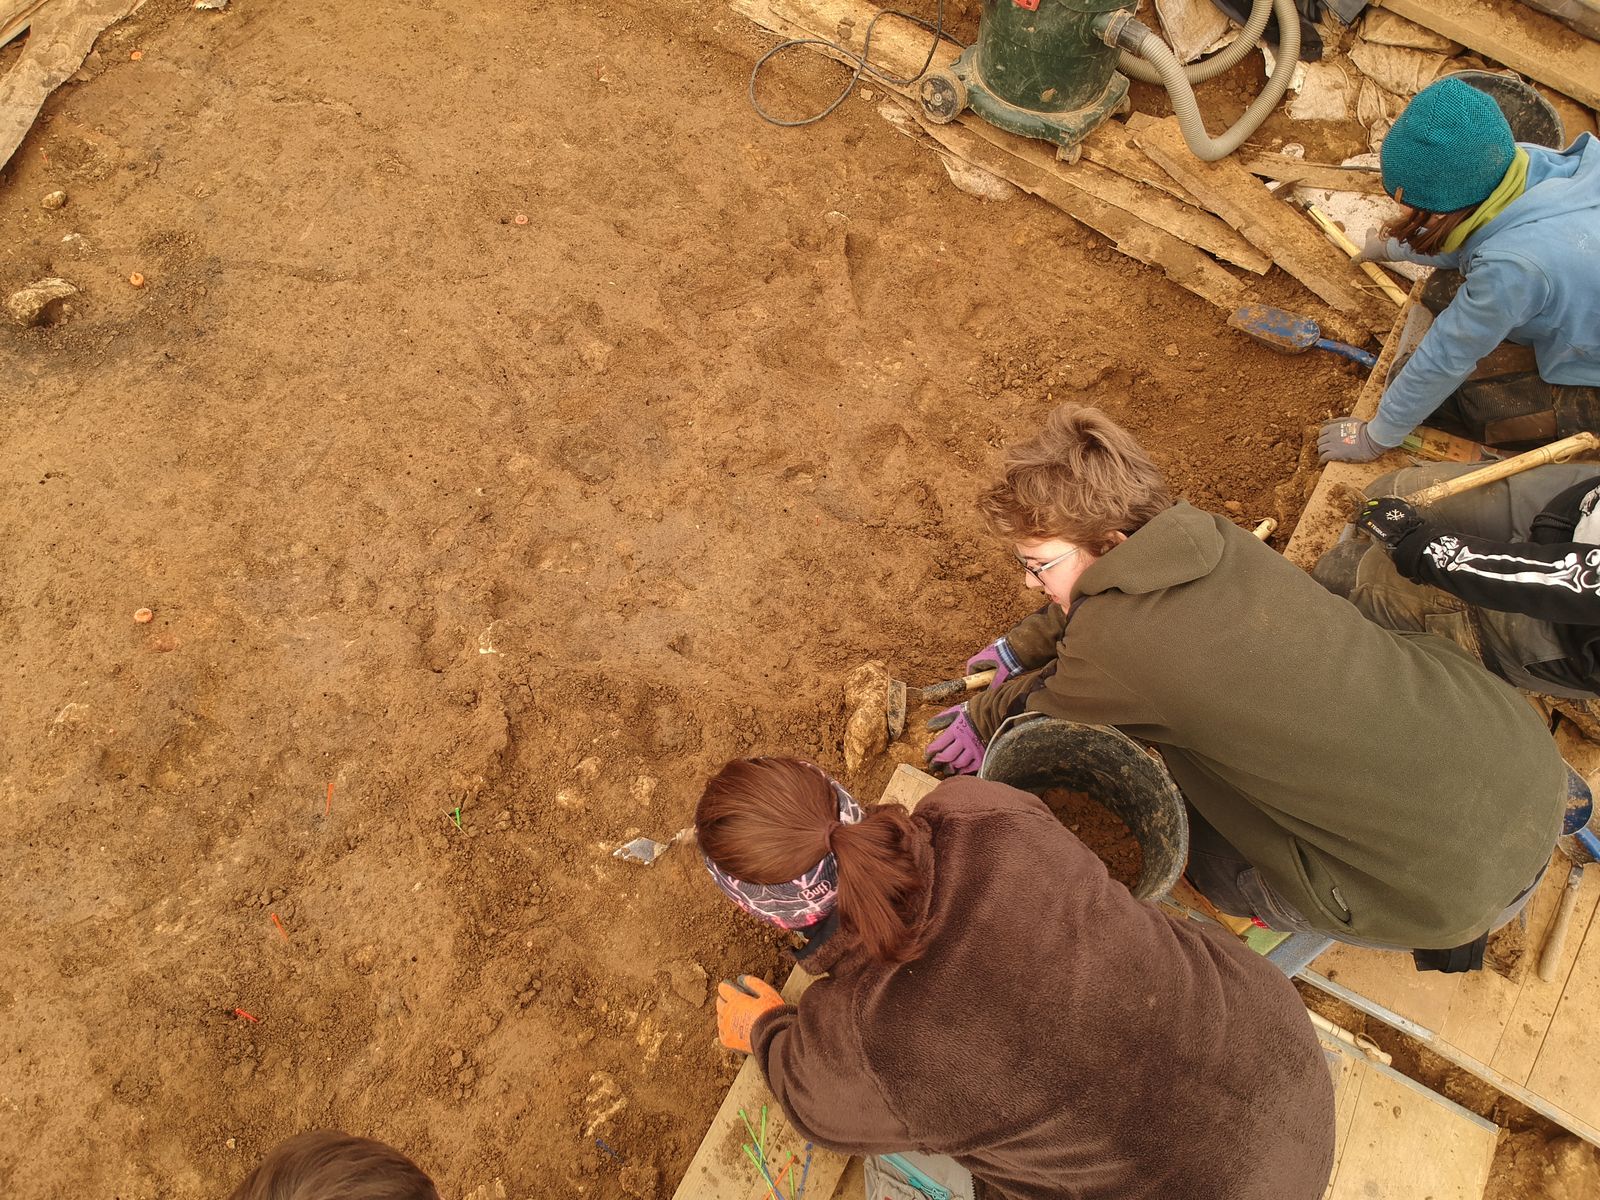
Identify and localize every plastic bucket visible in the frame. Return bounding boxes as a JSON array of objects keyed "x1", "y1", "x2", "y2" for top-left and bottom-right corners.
[
  {"x1": 1446, "y1": 70, "x2": 1565, "y2": 148},
  {"x1": 980, "y1": 717, "x2": 1189, "y2": 901}
]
